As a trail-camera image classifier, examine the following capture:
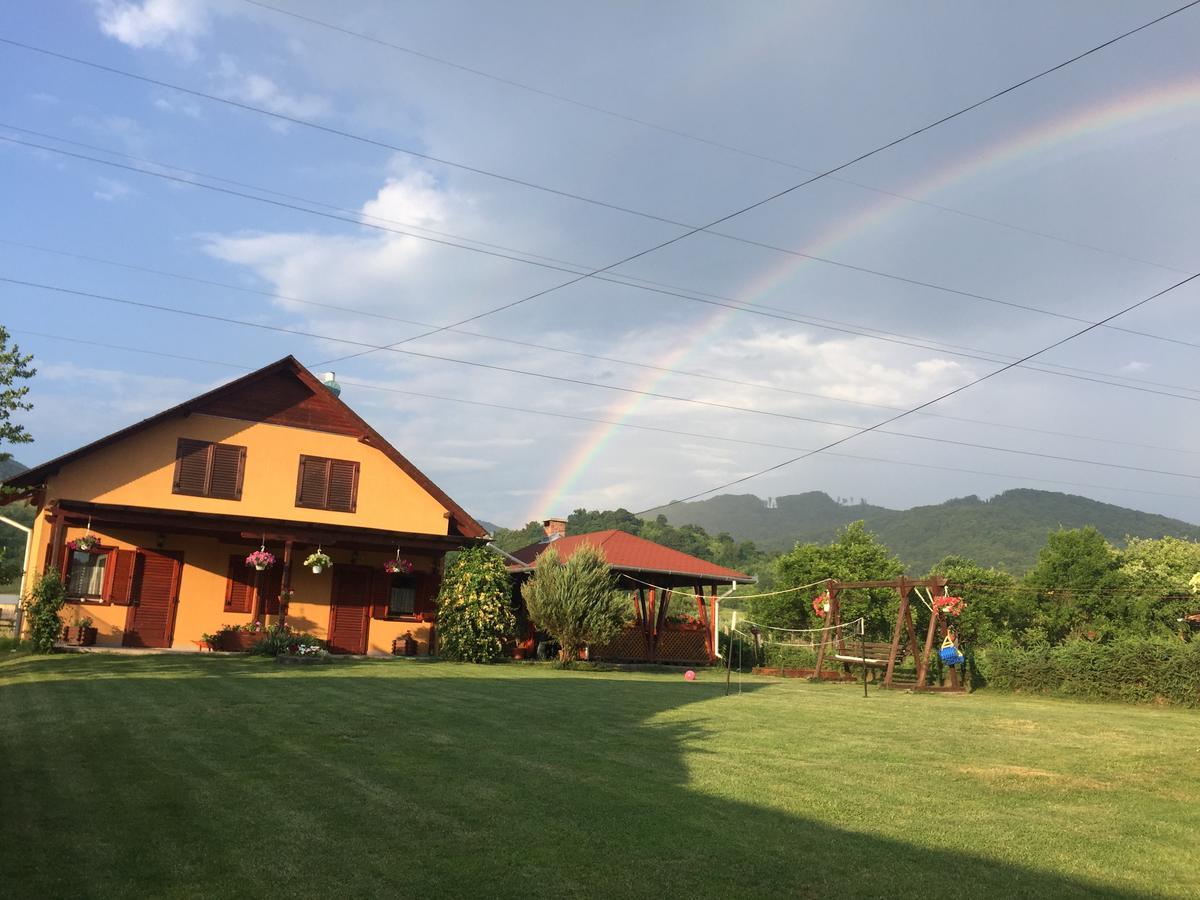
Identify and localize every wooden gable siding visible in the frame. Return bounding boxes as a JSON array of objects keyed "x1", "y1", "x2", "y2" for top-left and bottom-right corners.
[{"x1": 194, "y1": 370, "x2": 363, "y2": 437}]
